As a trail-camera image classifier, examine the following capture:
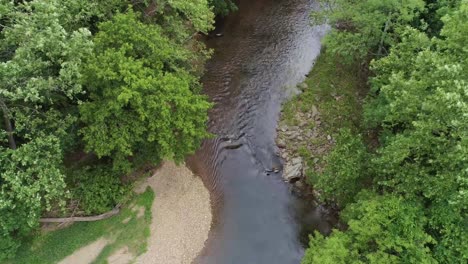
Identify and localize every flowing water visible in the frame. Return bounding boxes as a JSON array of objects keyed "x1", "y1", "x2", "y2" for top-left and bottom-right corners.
[{"x1": 188, "y1": 0, "x2": 335, "y2": 263}]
